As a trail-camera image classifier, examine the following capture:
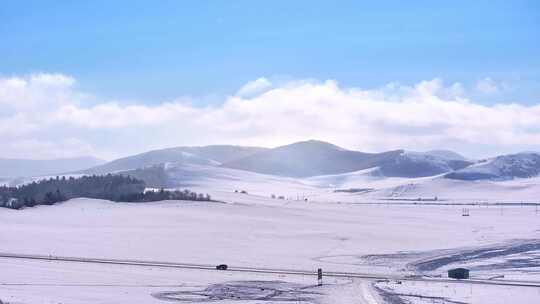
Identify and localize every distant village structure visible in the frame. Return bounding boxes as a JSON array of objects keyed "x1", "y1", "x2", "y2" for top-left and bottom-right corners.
[{"x1": 448, "y1": 268, "x2": 470, "y2": 279}]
